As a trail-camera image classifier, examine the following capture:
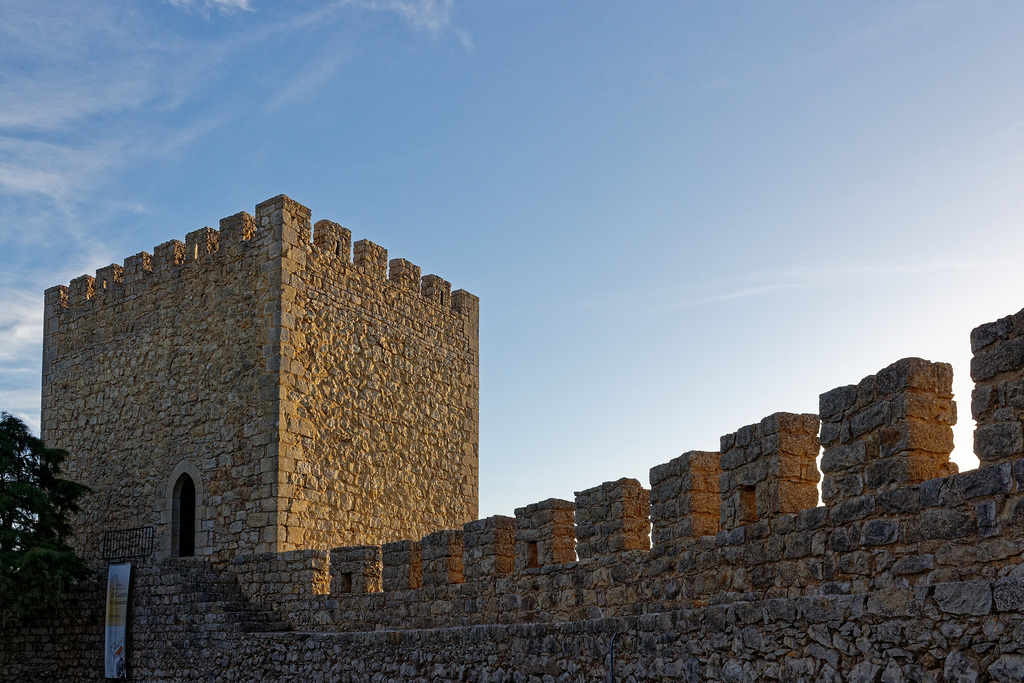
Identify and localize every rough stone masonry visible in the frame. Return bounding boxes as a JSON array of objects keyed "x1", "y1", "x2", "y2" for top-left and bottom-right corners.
[
  {"x1": 39, "y1": 195, "x2": 479, "y2": 565},
  {"x1": 5, "y1": 196, "x2": 1024, "y2": 682}
]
